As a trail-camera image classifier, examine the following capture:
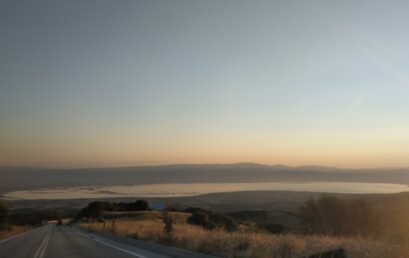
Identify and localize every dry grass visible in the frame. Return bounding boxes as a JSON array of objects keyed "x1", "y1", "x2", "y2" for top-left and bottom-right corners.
[
  {"x1": 80, "y1": 211, "x2": 409, "y2": 258},
  {"x1": 0, "y1": 226, "x2": 30, "y2": 240}
]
